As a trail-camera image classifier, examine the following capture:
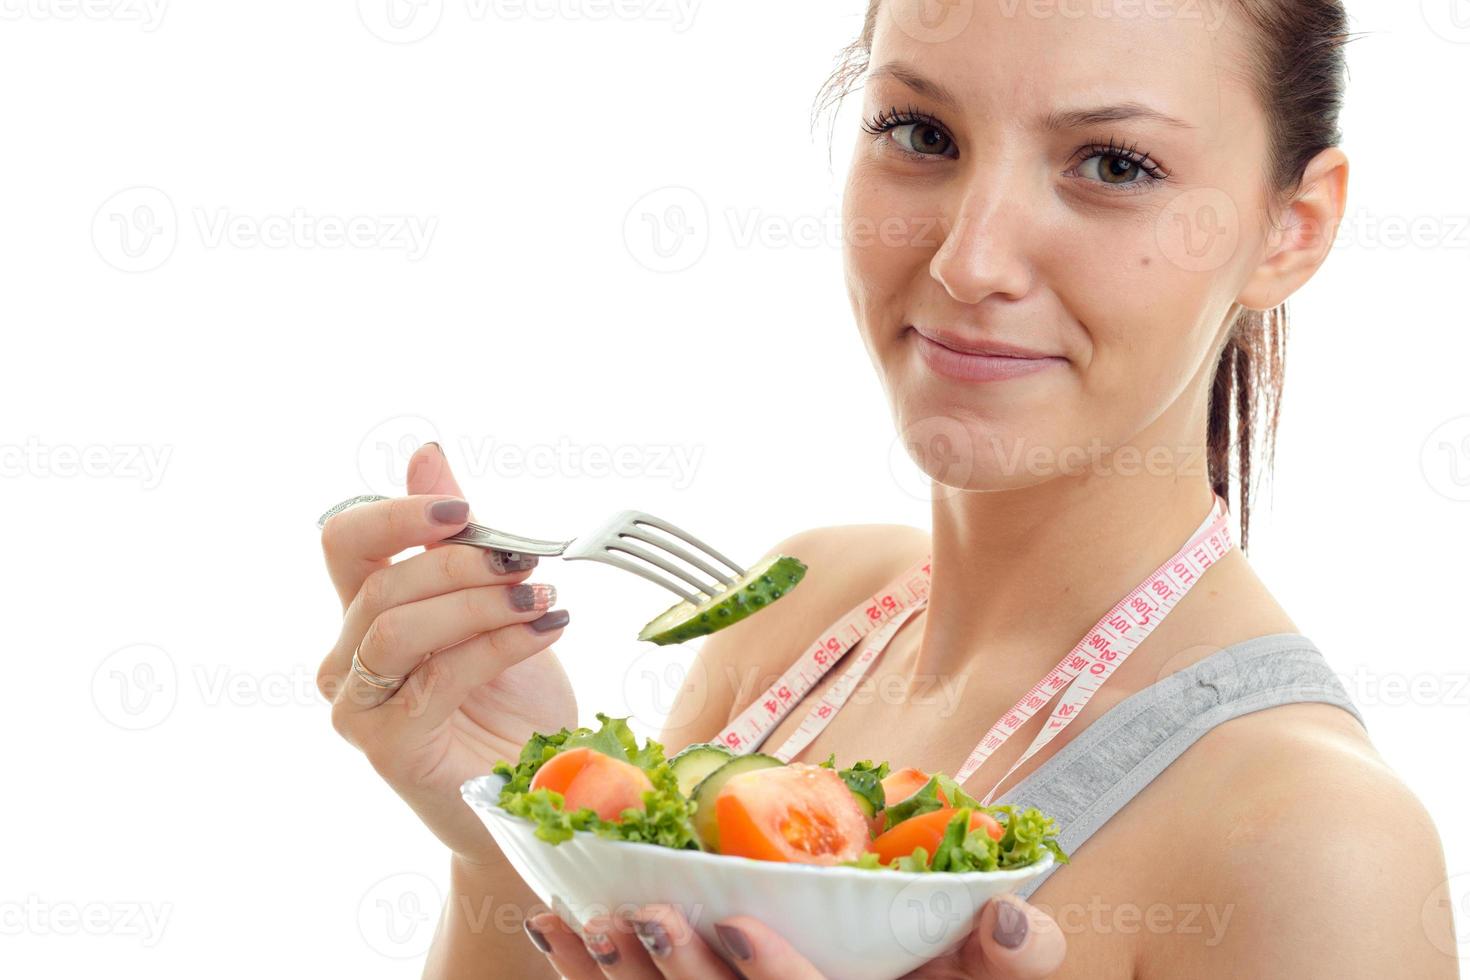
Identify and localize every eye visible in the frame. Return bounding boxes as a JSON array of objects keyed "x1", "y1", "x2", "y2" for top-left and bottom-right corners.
[
  {"x1": 1078, "y1": 153, "x2": 1148, "y2": 184},
  {"x1": 861, "y1": 106, "x2": 958, "y2": 159},
  {"x1": 889, "y1": 122, "x2": 954, "y2": 157},
  {"x1": 1068, "y1": 138, "x2": 1169, "y2": 192}
]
